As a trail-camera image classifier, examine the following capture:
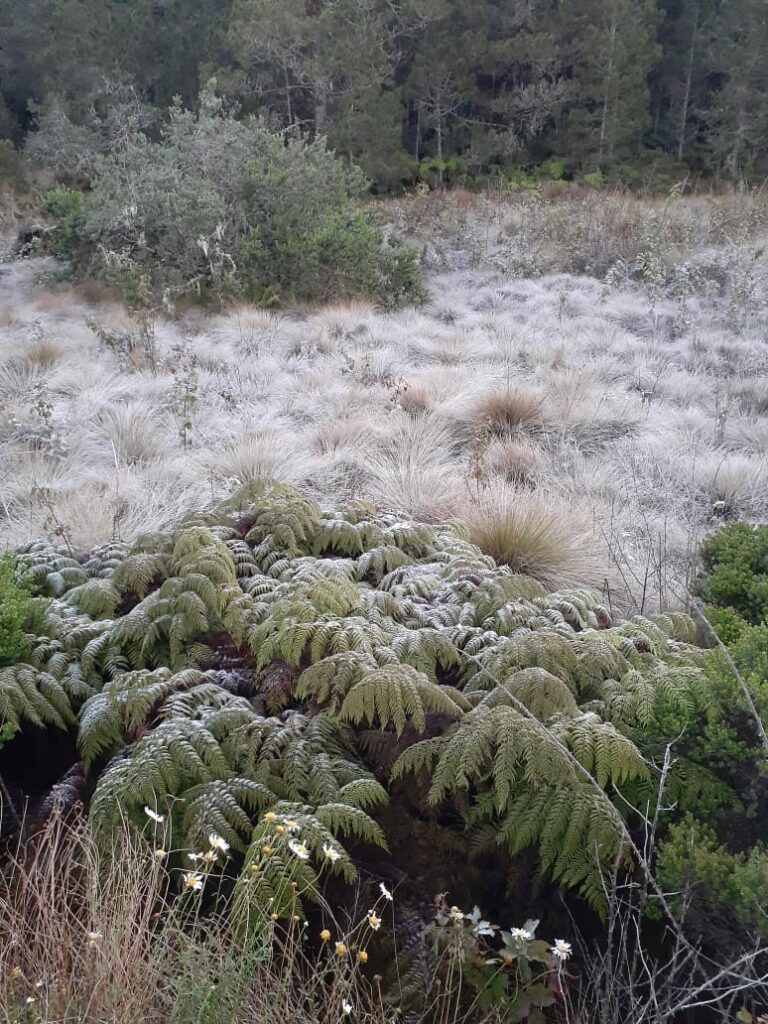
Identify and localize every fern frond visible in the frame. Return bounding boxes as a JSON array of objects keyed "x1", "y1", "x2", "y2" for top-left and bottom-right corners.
[
  {"x1": 0, "y1": 664, "x2": 74, "y2": 730},
  {"x1": 339, "y1": 665, "x2": 466, "y2": 736}
]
